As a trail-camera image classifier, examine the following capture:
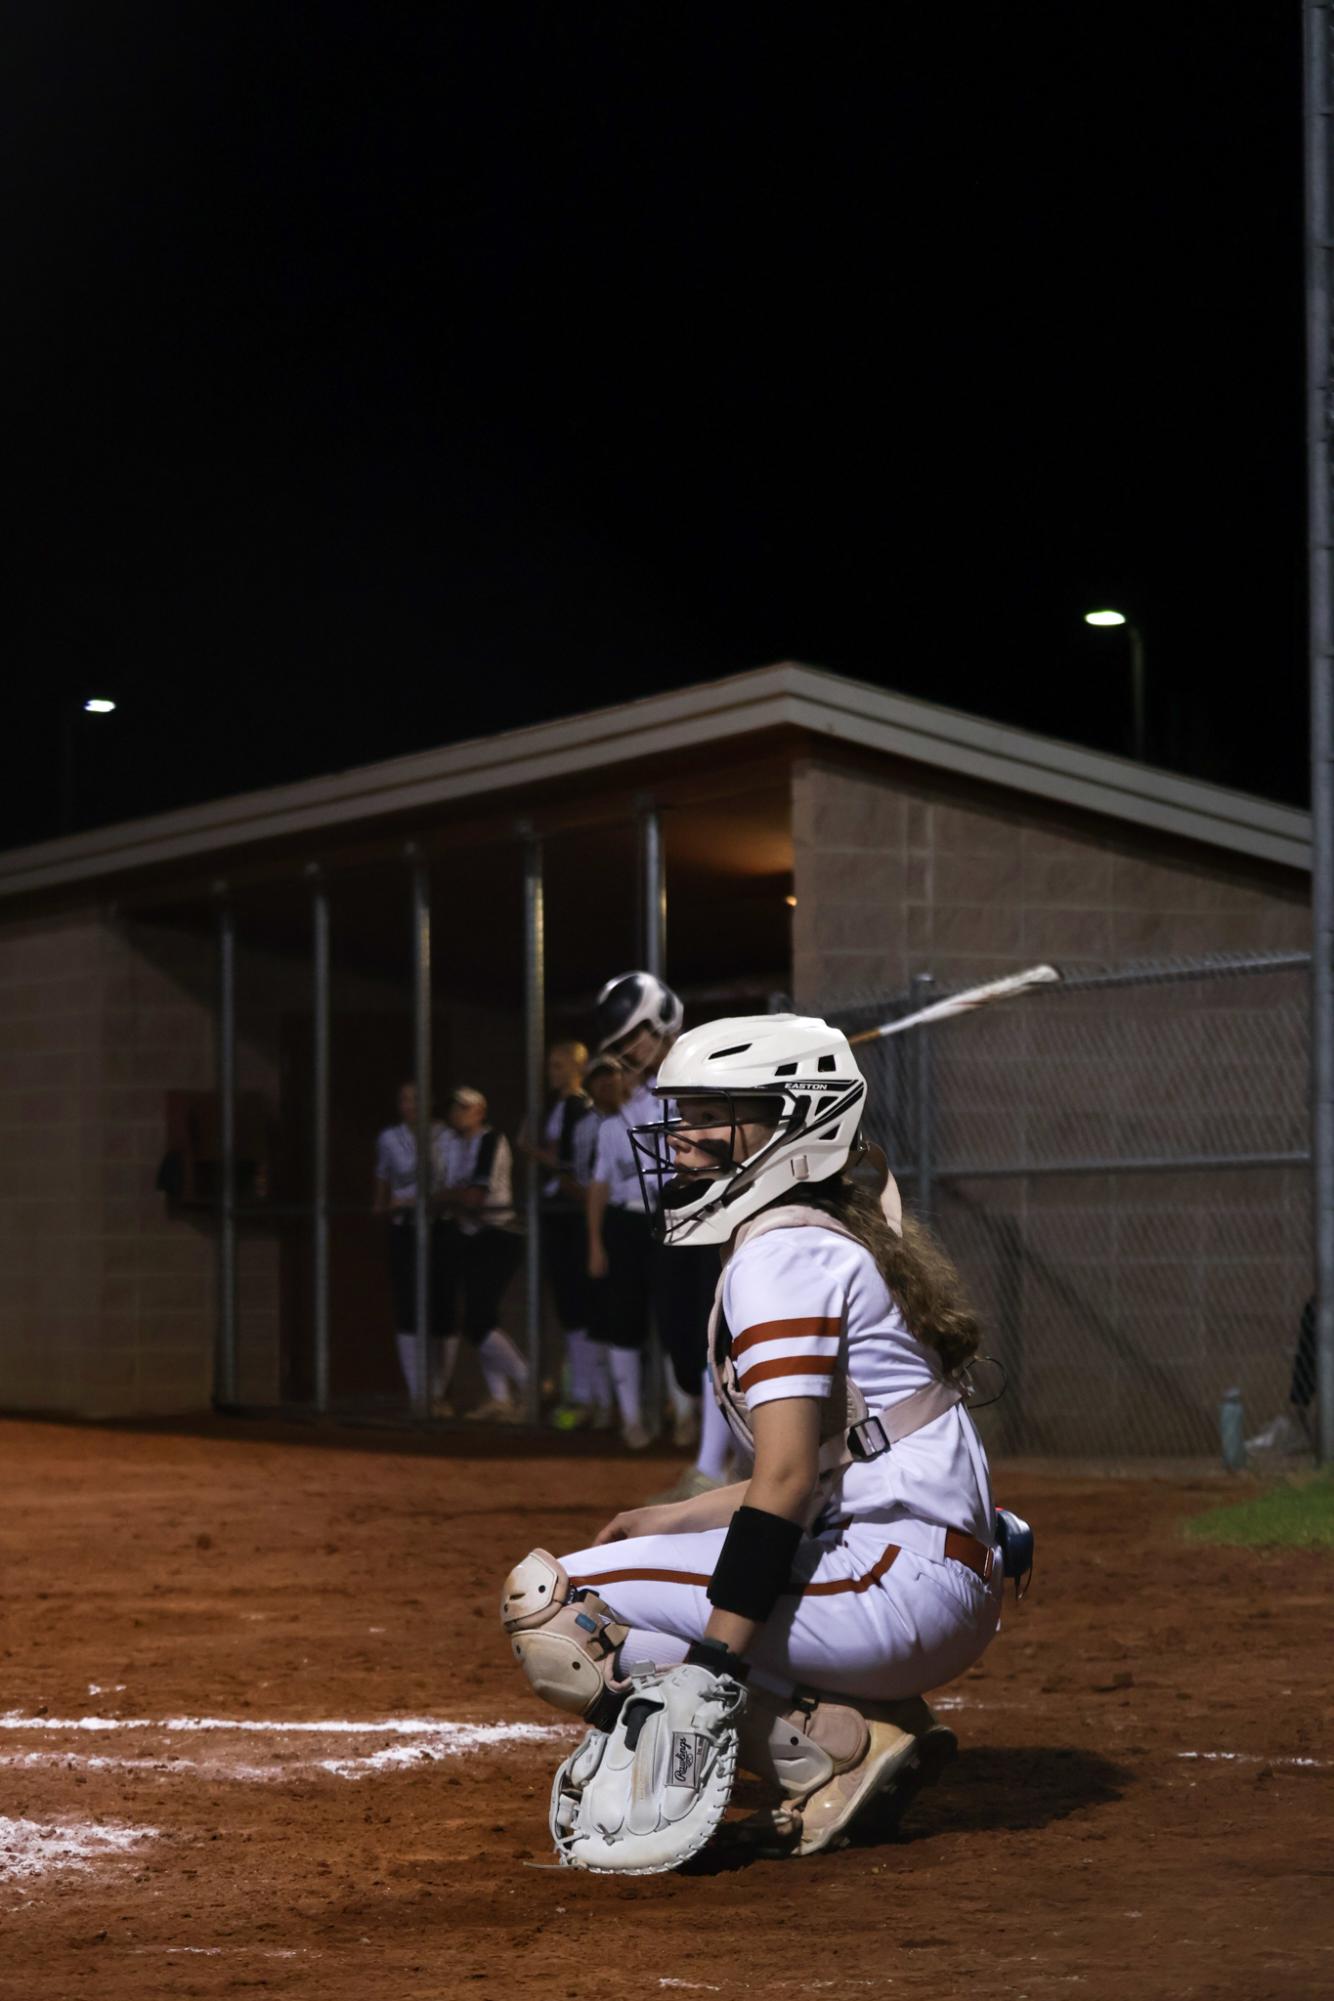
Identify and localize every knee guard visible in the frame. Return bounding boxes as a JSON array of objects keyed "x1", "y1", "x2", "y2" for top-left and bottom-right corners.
[{"x1": 500, "y1": 1549, "x2": 629, "y2": 1730}]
